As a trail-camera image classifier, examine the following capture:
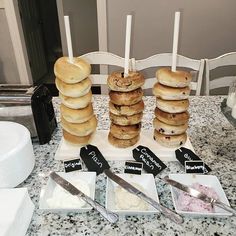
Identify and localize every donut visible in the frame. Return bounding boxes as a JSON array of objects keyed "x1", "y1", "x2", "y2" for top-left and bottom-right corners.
[
  {"x1": 110, "y1": 123, "x2": 141, "y2": 139},
  {"x1": 109, "y1": 100, "x2": 144, "y2": 116},
  {"x1": 109, "y1": 112, "x2": 143, "y2": 126},
  {"x1": 55, "y1": 77, "x2": 92, "y2": 97},
  {"x1": 63, "y1": 129, "x2": 92, "y2": 146},
  {"x1": 59, "y1": 90, "x2": 92, "y2": 109},
  {"x1": 153, "y1": 130, "x2": 187, "y2": 148},
  {"x1": 156, "y1": 67, "x2": 192, "y2": 88},
  {"x1": 54, "y1": 57, "x2": 91, "y2": 84},
  {"x1": 107, "y1": 71, "x2": 144, "y2": 92},
  {"x1": 61, "y1": 115, "x2": 97, "y2": 136},
  {"x1": 108, "y1": 132, "x2": 140, "y2": 148},
  {"x1": 109, "y1": 88, "x2": 143, "y2": 105},
  {"x1": 156, "y1": 98, "x2": 189, "y2": 113},
  {"x1": 153, "y1": 118, "x2": 188, "y2": 135},
  {"x1": 60, "y1": 103, "x2": 94, "y2": 123},
  {"x1": 155, "y1": 108, "x2": 189, "y2": 126},
  {"x1": 153, "y1": 83, "x2": 190, "y2": 100}
]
